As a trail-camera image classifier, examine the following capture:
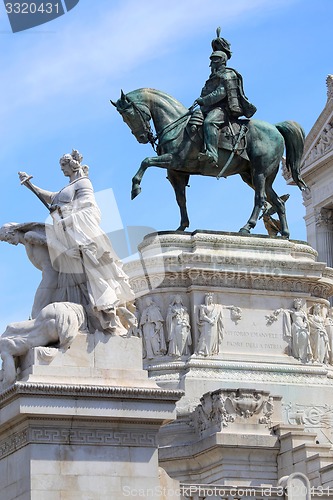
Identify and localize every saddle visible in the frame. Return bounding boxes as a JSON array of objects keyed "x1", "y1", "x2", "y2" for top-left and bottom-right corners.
[{"x1": 189, "y1": 109, "x2": 250, "y2": 161}]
